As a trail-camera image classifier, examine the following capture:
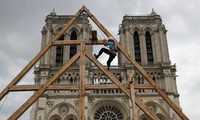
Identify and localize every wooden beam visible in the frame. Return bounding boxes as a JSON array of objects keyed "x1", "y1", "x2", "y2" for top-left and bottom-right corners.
[
  {"x1": 85, "y1": 51, "x2": 160, "y2": 120},
  {"x1": 78, "y1": 42, "x2": 86, "y2": 120},
  {"x1": 52, "y1": 40, "x2": 105, "y2": 46},
  {"x1": 130, "y1": 82, "x2": 136, "y2": 120},
  {"x1": 86, "y1": 84, "x2": 154, "y2": 90},
  {"x1": 9, "y1": 85, "x2": 41, "y2": 91},
  {"x1": 9, "y1": 84, "x2": 154, "y2": 91},
  {"x1": 8, "y1": 52, "x2": 81, "y2": 120},
  {"x1": 0, "y1": 6, "x2": 84, "y2": 101}
]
